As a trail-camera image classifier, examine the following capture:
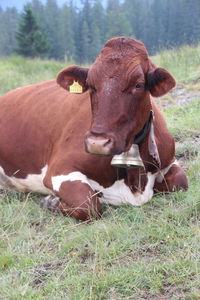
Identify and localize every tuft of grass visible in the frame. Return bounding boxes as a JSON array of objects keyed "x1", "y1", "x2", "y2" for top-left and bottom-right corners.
[
  {"x1": 152, "y1": 43, "x2": 200, "y2": 83},
  {"x1": 0, "y1": 253, "x2": 15, "y2": 270},
  {"x1": 0, "y1": 56, "x2": 67, "y2": 96}
]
